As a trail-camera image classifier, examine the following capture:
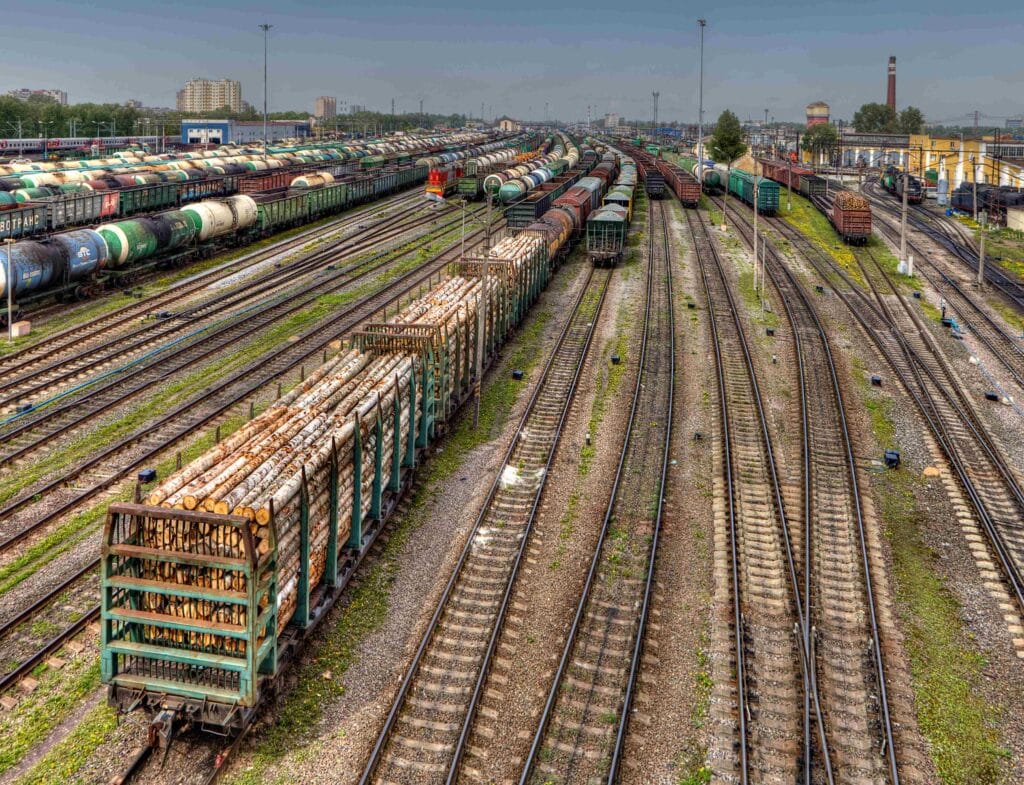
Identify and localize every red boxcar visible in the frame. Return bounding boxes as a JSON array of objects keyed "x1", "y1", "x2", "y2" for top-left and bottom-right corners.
[
  {"x1": 553, "y1": 186, "x2": 593, "y2": 230},
  {"x1": 655, "y1": 159, "x2": 700, "y2": 206},
  {"x1": 758, "y1": 158, "x2": 814, "y2": 192},
  {"x1": 831, "y1": 191, "x2": 872, "y2": 244}
]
